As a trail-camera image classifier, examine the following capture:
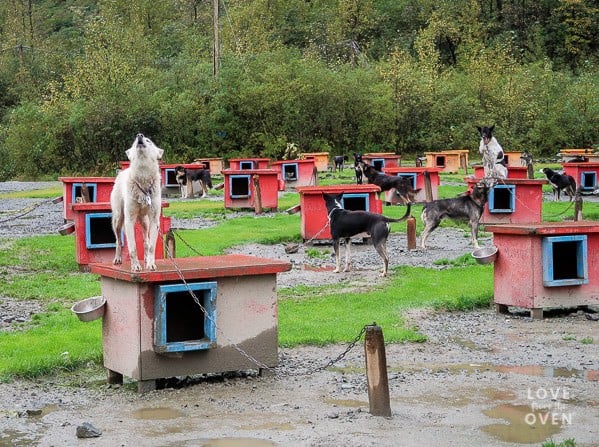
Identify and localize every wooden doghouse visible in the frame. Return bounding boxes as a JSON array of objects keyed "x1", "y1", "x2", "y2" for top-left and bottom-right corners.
[
  {"x1": 70, "y1": 202, "x2": 171, "y2": 271},
  {"x1": 503, "y1": 151, "x2": 526, "y2": 166},
  {"x1": 59, "y1": 177, "x2": 116, "y2": 221},
  {"x1": 192, "y1": 158, "x2": 224, "y2": 177},
  {"x1": 563, "y1": 162, "x2": 599, "y2": 193},
  {"x1": 466, "y1": 178, "x2": 547, "y2": 224},
  {"x1": 424, "y1": 150, "x2": 469, "y2": 173},
  {"x1": 222, "y1": 168, "x2": 279, "y2": 210},
  {"x1": 295, "y1": 184, "x2": 382, "y2": 242},
  {"x1": 558, "y1": 148, "x2": 594, "y2": 162},
  {"x1": 473, "y1": 165, "x2": 529, "y2": 179},
  {"x1": 160, "y1": 163, "x2": 209, "y2": 196},
  {"x1": 486, "y1": 222, "x2": 599, "y2": 319},
  {"x1": 270, "y1": 159, "x2": 316, "y2": 190},
  {"x1": 300, "y1": 152, "x2": 329, "y2": 172},
  {"x1": 362, "y1": 153, "x2": 401, "y2": 171},
  {"x1": 382, "y1": 167, "x2": 442, "y2": 203},
  {"x1": 228, "y1": 158, "x2": 271, "y2": 170},
  {"x1": 90, "y1": 255, "x2": 291, "y2": 392}
]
